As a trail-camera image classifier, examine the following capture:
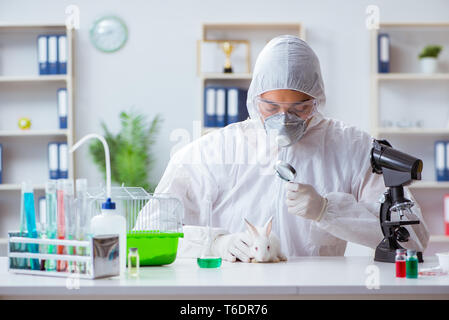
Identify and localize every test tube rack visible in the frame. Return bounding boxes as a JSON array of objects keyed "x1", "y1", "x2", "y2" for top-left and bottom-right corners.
[{"x1": 7, "y1": 232, "x2": 120, "y2": 279}]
